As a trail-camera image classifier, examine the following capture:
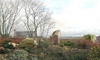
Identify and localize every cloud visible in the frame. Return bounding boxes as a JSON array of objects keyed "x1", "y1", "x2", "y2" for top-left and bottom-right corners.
[
  {"x1": 44, "y1": 0, "x2": 71, "y2": 14},
  {"x1": 44, "y1": 0, "x2": 100, "y2": 36}
]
